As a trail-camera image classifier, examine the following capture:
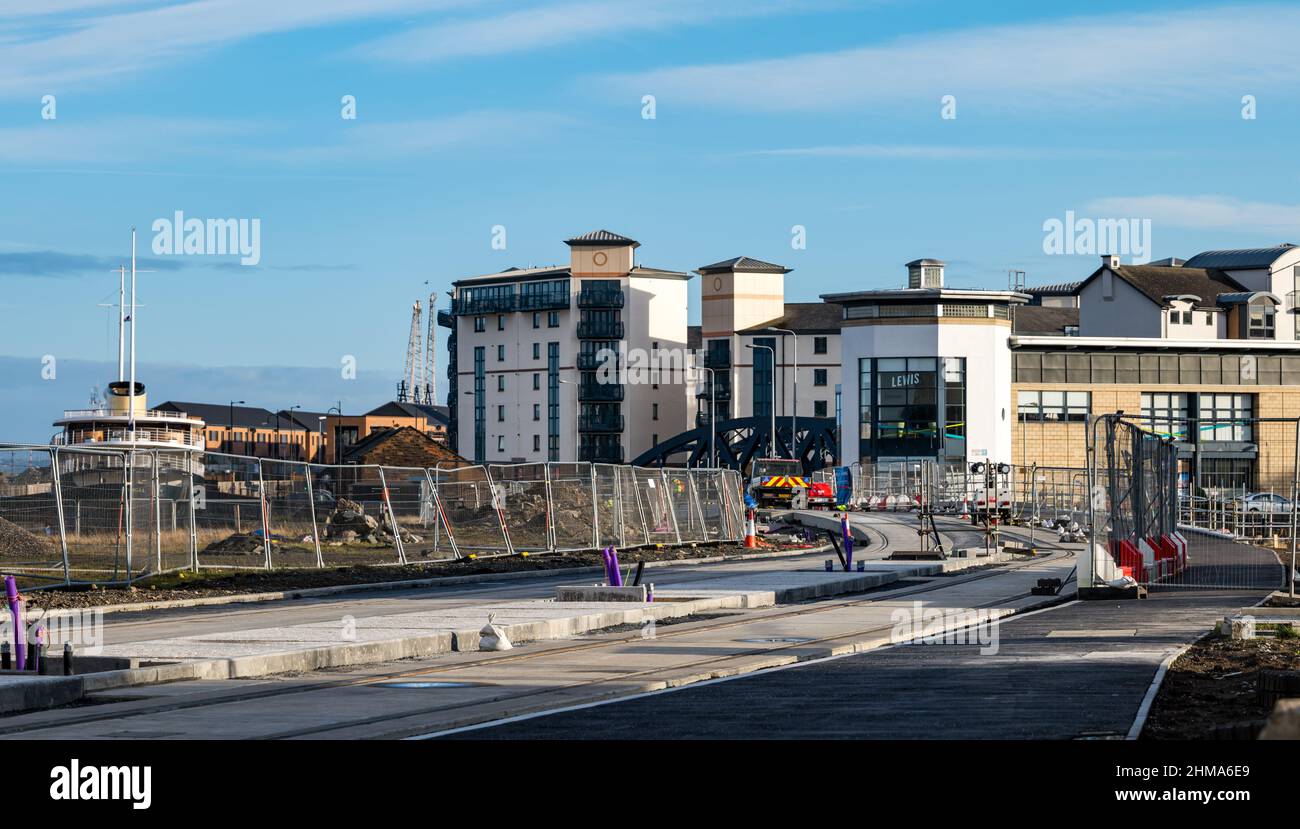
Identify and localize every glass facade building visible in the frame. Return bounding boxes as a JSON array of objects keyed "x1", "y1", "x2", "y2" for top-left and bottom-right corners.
[{"x1": 858, "y1": 356, "x2": 966, "y2": 461}]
